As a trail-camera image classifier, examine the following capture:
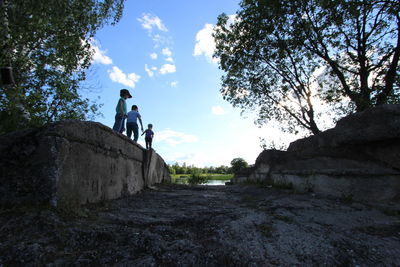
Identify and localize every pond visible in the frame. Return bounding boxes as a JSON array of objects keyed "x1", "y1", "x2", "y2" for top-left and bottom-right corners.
[
  {"x1": 174, "y1": 178, "x2": 229, "y2": 186},
  {"x1": 205, "y1": 180, "x2": 228, "y2": 186}
]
